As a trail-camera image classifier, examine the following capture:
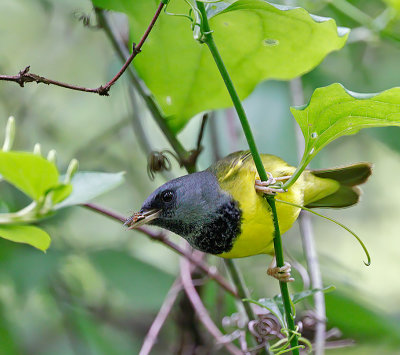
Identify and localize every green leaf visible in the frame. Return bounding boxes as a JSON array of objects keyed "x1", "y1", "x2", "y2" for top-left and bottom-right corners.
[
  {"x1": 0, "y1": 151, "x2": 59, "y2": 201},
  {"x1": 291, "y1": 285, "x2": 335, "y2": 304},
  {"x1": 55, "y1": 172, "x2": 125, "y2": 209},
  {"x1": 51, "y1": 183, "x2": 73, "y2": 204},
  {"x1": 0, "y1": 225, "x2": 51, "y2": 251},
  {"x1": 92, "y1": 0, "x2": 348, "y2": 132},
  {"x1": 292, "y1": 83, "x2": 400, "y2": 172}
]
